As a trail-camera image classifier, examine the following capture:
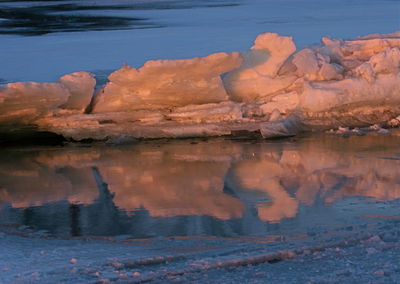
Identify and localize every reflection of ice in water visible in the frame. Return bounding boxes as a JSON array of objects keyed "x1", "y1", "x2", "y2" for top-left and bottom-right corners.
[{"x1": 0, "y1": 135, "x2": 400, "y2": 237}]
